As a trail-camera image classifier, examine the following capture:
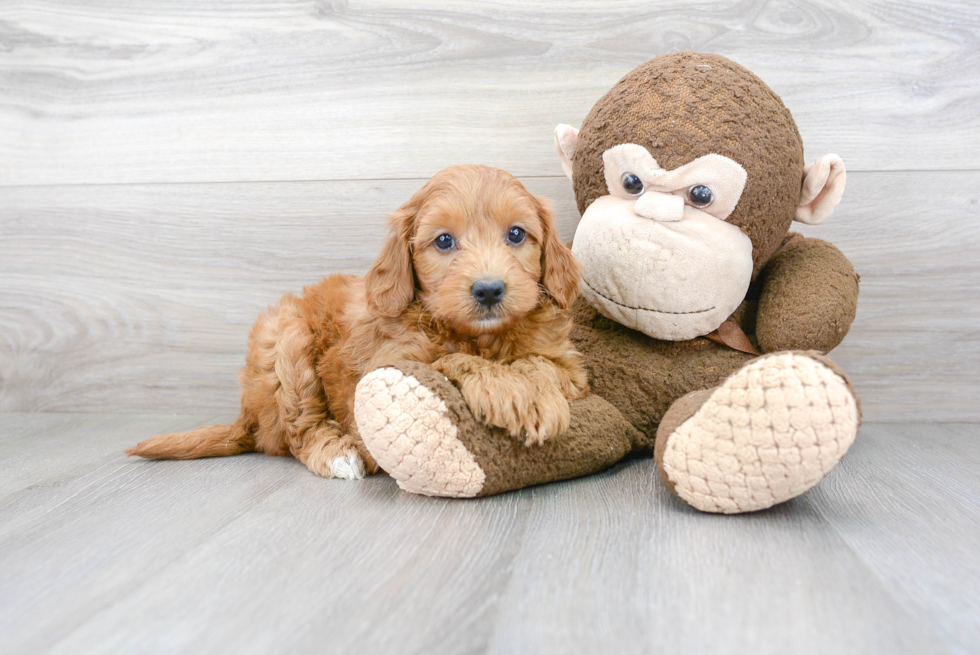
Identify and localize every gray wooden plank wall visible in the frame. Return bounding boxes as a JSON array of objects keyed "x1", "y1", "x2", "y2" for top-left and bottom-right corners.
[{"x1": 2, "y1": 0, "x2": 979, "y2": 421}]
